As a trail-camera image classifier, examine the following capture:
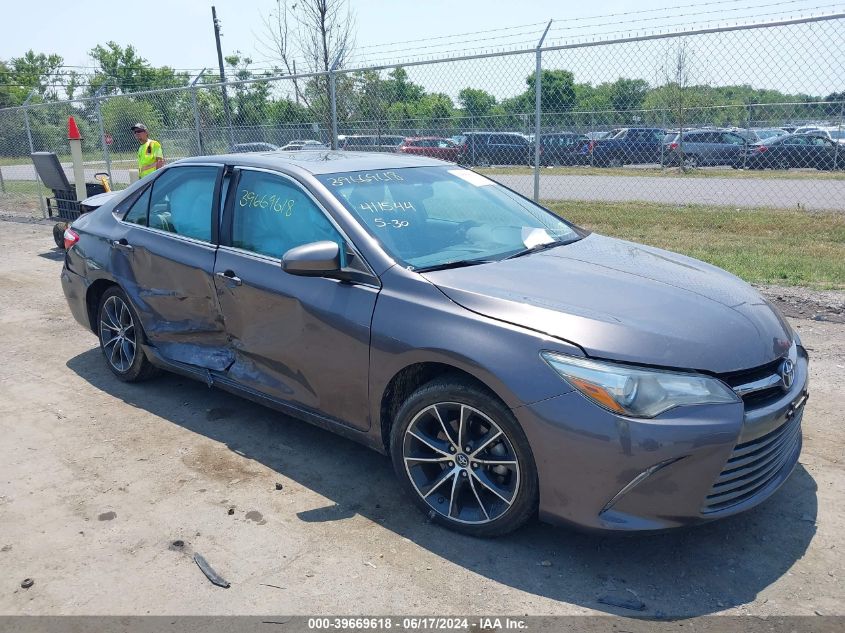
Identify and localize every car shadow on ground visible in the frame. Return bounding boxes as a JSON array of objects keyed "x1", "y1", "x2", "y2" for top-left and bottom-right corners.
[
  {"x1": 38, "y1": 248, "x2": 65, "y2": 261},
  {"x1": 67, "y1": 349, "x2": 818, "y2": 619}
]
